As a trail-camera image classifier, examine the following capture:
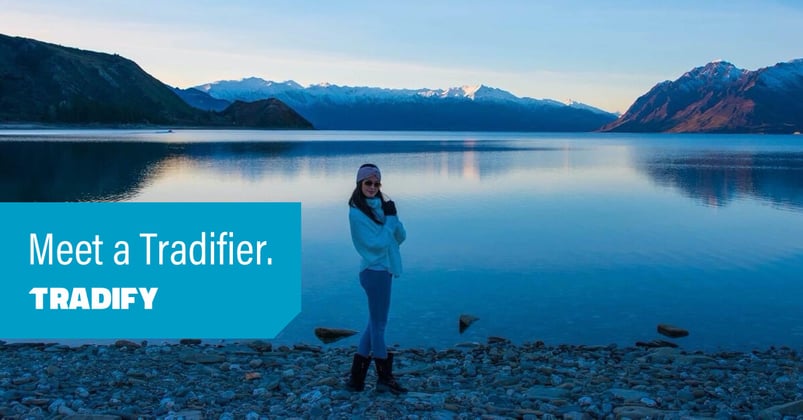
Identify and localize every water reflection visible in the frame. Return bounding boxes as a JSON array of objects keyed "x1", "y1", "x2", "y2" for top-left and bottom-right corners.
[
  {"x1": 639, "y1": 152, "x2": 803, "y2": 211},
  {"x1": 4, "y1": 136, "x2": 803, "y2": 210},
  {"x1": 0, "y1": 140, "x2": 564, "y2": 201},
  {"x1": 0, "y1": 142, "x2": 169, "y2": 201}
]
